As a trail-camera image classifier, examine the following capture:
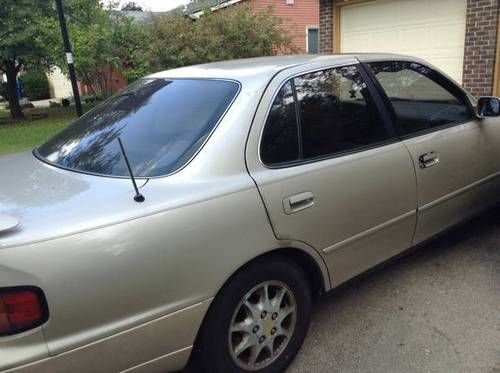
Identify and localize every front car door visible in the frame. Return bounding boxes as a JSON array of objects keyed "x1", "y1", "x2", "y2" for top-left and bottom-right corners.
[
  {"x1": 246, "y1": 58, "x2": 417, "y2": 286},
  {"x1": 362, "y1": 58, "x2": 500, "y2": 244}
]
